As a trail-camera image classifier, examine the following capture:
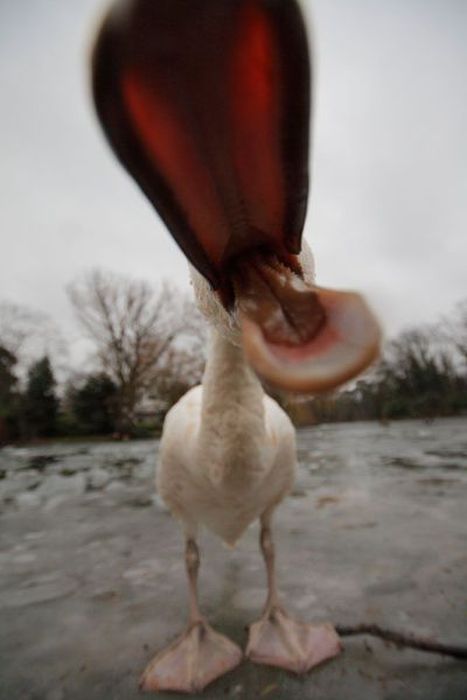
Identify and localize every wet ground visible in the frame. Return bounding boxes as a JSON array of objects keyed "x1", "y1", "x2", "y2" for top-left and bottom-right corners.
[{"x1": 1, "y1": 418, "x2": 466, "y2": 699}]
